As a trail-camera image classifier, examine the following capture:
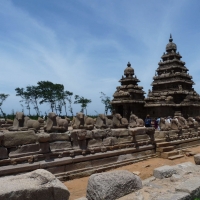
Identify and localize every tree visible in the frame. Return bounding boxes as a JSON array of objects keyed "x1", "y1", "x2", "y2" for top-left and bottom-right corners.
[
  {"x1": 63, "y1": 90, "x2": 73, "y2": 117},
  {"x1": 74, "y1": 95, "x2": 91, "y2": 115},
  {"x1": 37, "y1": 81, "x2": 64, "y2": 113},
  {"x1": 0, "y1": 93, "x2": 9, "y2": 120},
  {"x1": 26, "y1": 86, "x2": 40, "y2": 116},
  {"x1": 15, "y1": 88, "x2": 31, "y2": 115},
  {"x1": 15, "y1": 86, "x2": 41, "y2": 116},
  {"x1": 100, "y1": 92, "x2": 112, "y2": 115}
]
